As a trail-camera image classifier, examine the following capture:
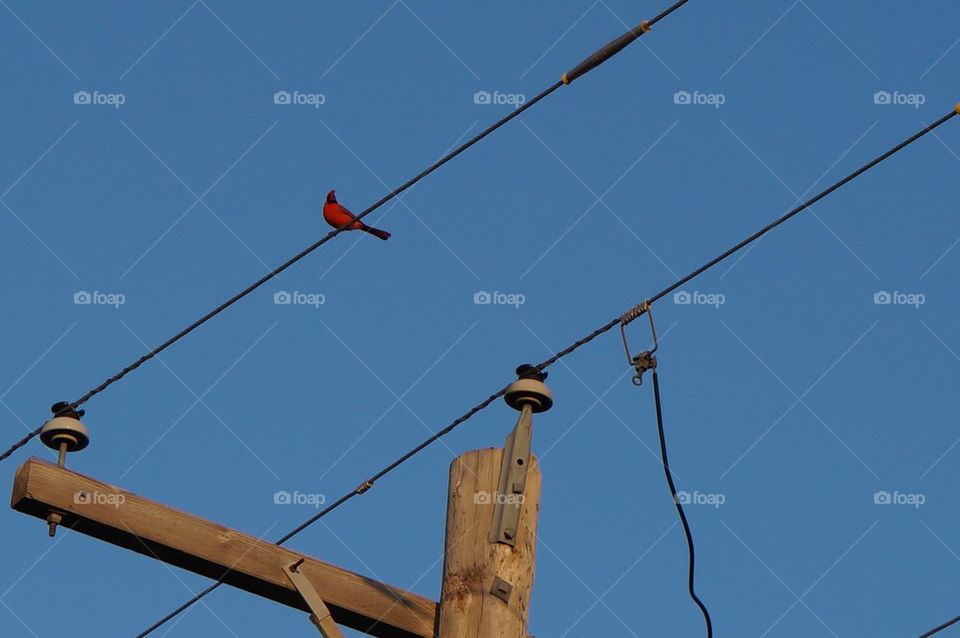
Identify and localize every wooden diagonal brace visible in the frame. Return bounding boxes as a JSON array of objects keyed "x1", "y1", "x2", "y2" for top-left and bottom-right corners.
[{"x1": 286, "y1": 559, "x2": 345, "y2": 638}]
